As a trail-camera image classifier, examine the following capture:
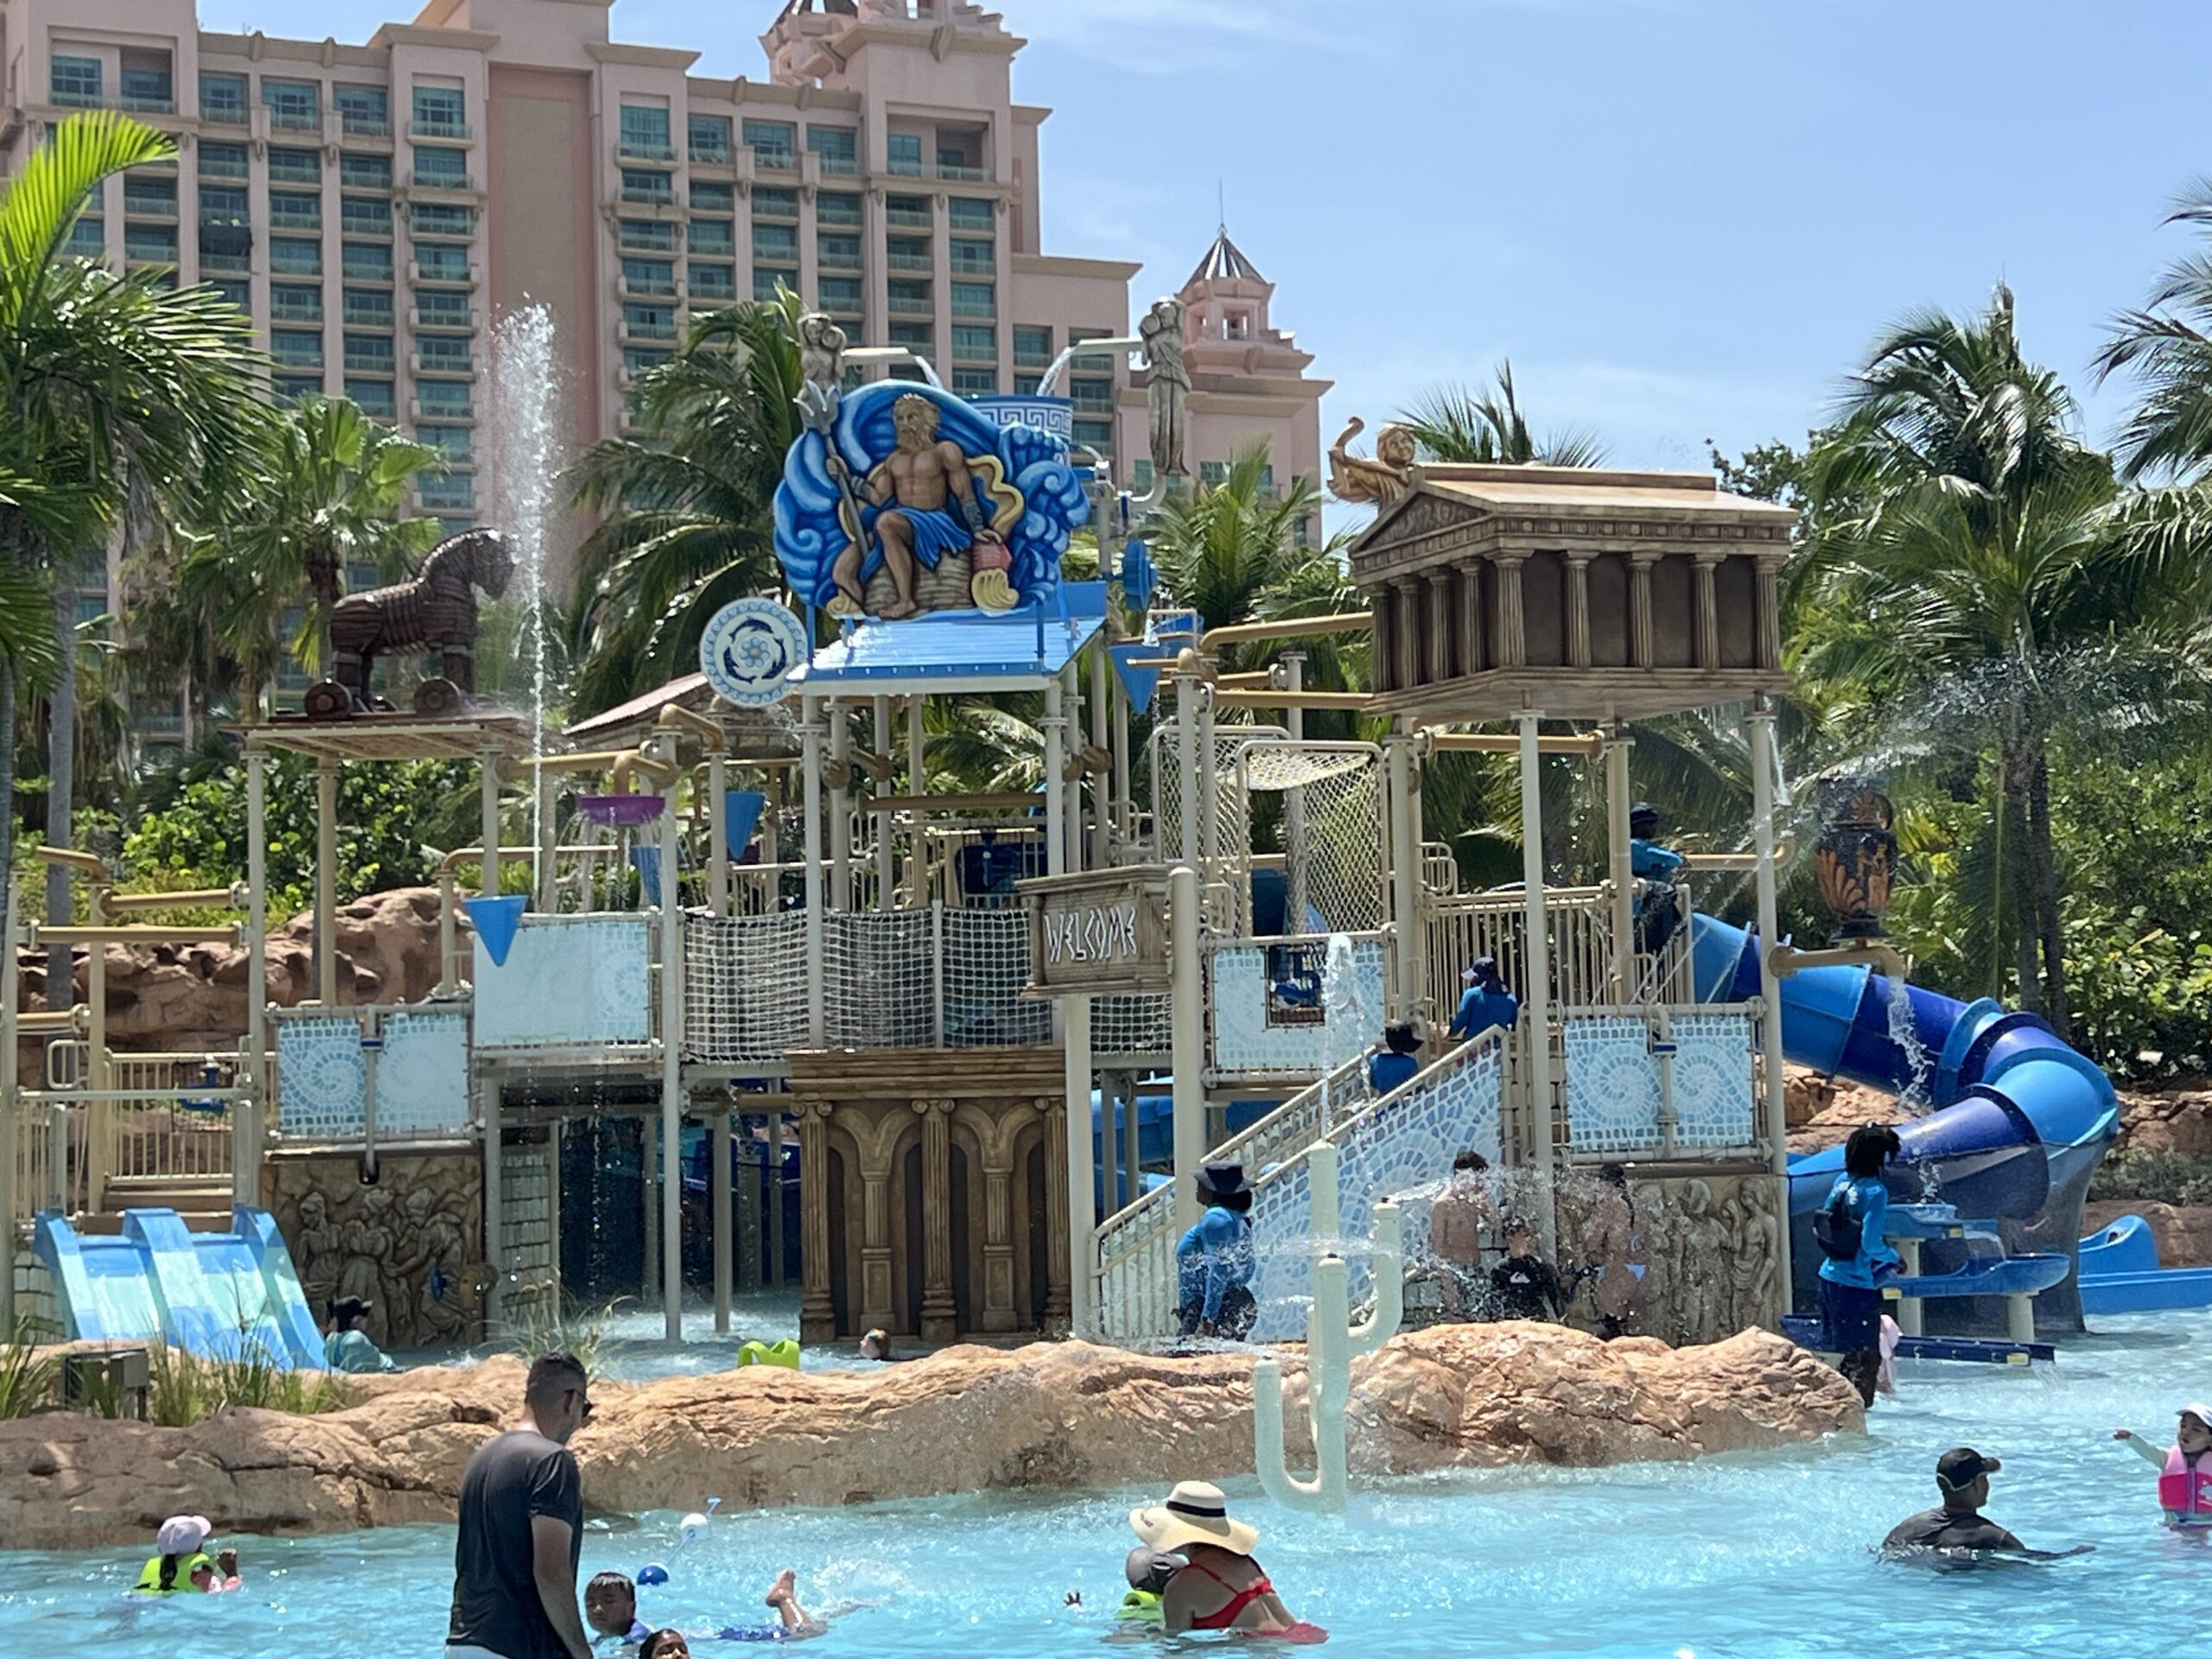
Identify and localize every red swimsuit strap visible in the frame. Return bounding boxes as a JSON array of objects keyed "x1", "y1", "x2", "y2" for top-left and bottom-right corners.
[{"x1": 1182, "y1": 1560, "x2": 1275, "y2": 1630}]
